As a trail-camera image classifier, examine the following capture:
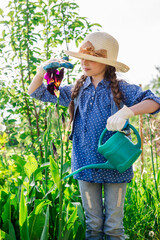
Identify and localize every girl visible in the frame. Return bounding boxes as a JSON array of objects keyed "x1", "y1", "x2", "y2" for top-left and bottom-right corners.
[{"x1": 28, "y1": 32, "x2": 160, "y2": 240}]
